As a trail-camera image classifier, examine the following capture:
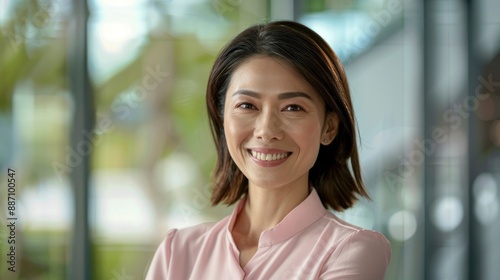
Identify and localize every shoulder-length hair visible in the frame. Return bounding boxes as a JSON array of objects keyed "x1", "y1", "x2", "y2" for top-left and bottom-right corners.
[{"x1": 206, "y1": 20, "x2": 369, "y2": 211}]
